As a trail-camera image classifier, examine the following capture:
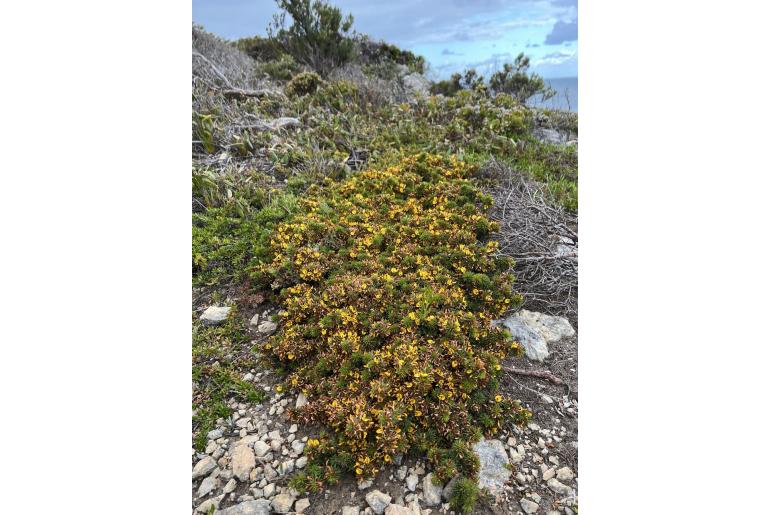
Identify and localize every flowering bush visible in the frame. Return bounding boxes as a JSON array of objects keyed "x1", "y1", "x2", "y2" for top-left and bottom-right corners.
[{"x1": 257, "y1": 154, "x2": 531, "y2": 481}]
